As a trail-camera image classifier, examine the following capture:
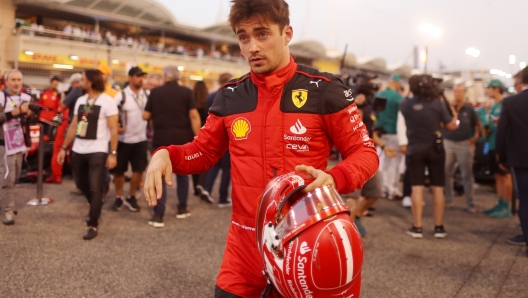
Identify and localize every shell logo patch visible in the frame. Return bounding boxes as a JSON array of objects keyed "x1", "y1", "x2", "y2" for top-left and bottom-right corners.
[
  {"x1": 232, "y1": 117, "x2": 251, "y2": 140},
  {"x1": 292, "y1": 89, "x2": 308, "y2": 108}
]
